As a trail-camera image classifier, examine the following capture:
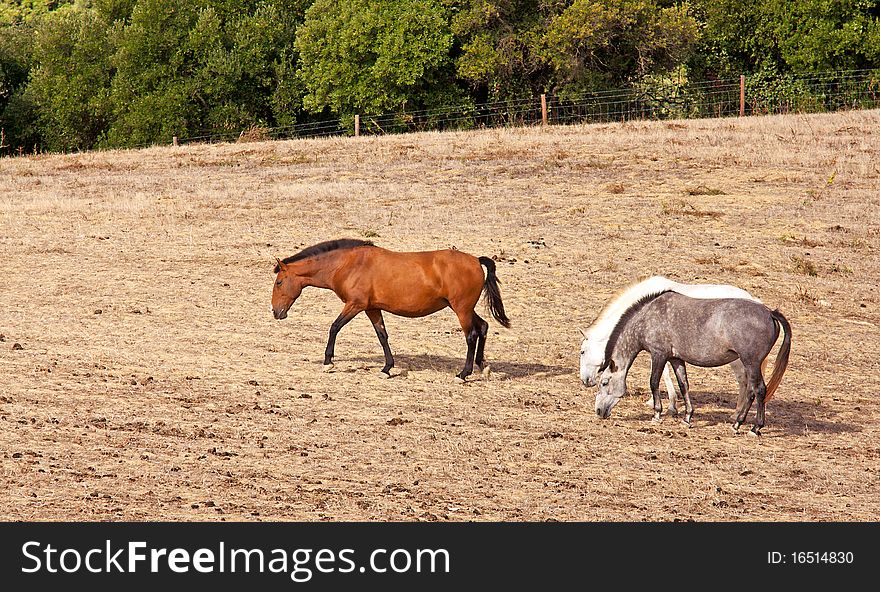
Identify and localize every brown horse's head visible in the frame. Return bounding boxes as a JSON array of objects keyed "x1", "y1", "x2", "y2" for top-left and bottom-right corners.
[{"x1": 272, "y1": 258, "x2": 303, "y2": 320}]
